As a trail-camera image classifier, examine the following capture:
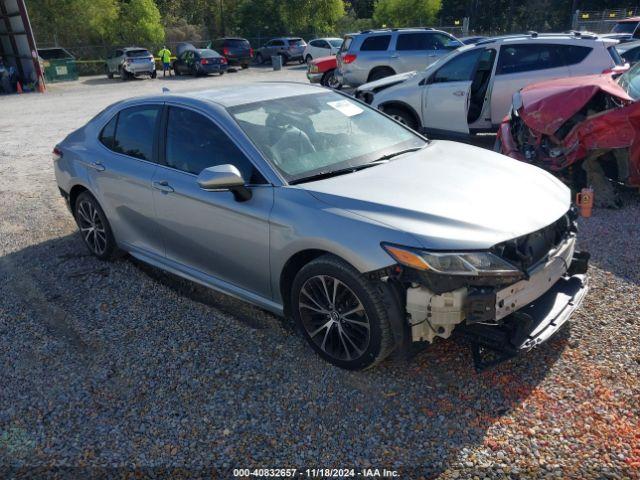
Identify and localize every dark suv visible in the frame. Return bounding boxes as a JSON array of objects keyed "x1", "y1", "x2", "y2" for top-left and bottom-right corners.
[
  {"x1": 255, "y1": 37, "x2": 307, "y2": 65},
  {"x1": 208, "y1": 37, "x2": 253, "y2": 69}
]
